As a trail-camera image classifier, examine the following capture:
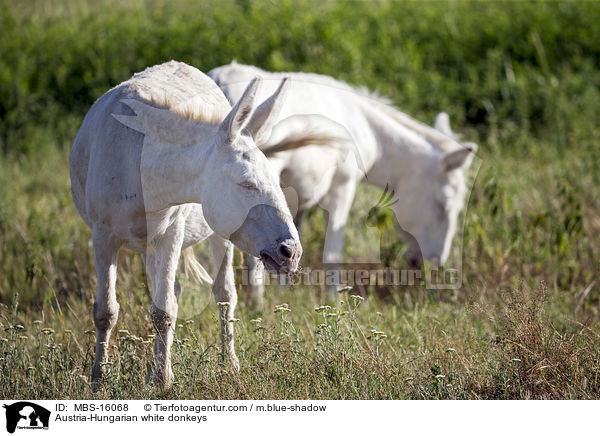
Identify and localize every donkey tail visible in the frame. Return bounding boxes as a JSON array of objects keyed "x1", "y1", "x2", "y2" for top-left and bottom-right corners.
[
  {"x1": 263, "y1": 133, "x2": 343, "y2": 156},
  {"x1": 181, "y1": 247, "x2": 213, "y2": 286}
]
